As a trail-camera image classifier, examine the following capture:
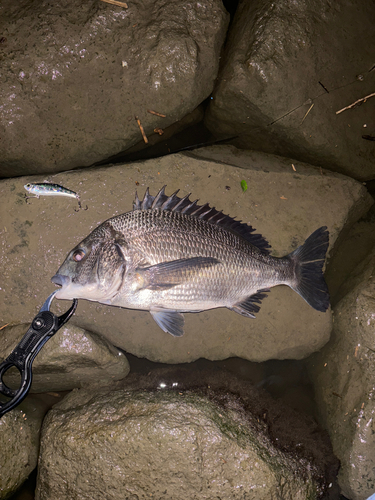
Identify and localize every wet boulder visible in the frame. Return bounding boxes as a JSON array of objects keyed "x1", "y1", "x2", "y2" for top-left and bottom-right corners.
[
  {"x1": 0, "y1": 0, "x2": 228, "y2": 177},
  {"x1": 0, "y1": 147, "x2": 372, "y2": 363},
  {"x1": 35, "y1": 377, "x2": 337, "y2": 499},
  {"x1": 0, "y1": 395, "x2": 50, "y2": 500},
  {"x1": 0, "y1": 324, "x2": 130, "y2": 392},
  {"x1": 323, "y1": 205, "x2": 375, "y2": 305},
  {"x1": 309, "y1": 247, "x2": 375, "y2": 500},
  {"x1": 205, "y1": 0, "x2": 375, "y2": 181}
]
